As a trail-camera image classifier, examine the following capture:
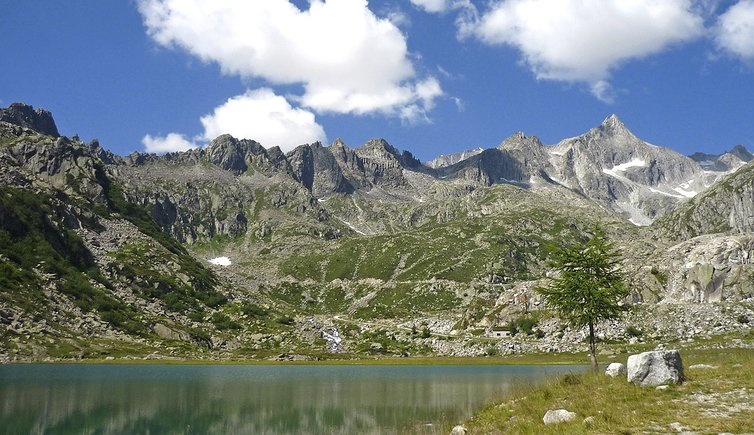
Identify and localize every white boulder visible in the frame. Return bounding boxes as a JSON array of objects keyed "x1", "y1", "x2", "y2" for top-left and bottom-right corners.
[
  {"x1": 627, "y1": 350, "x2": 684, "y2": 386},
  {"x1": 605, "y1": 362, "x2": 626, "y2": 377},
  {"x1": 543, "y1": 409, "x2": 576, "y2": 425},
  {"x1": 450, "y1": 425, "x2": 466, "y2": 434}
]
